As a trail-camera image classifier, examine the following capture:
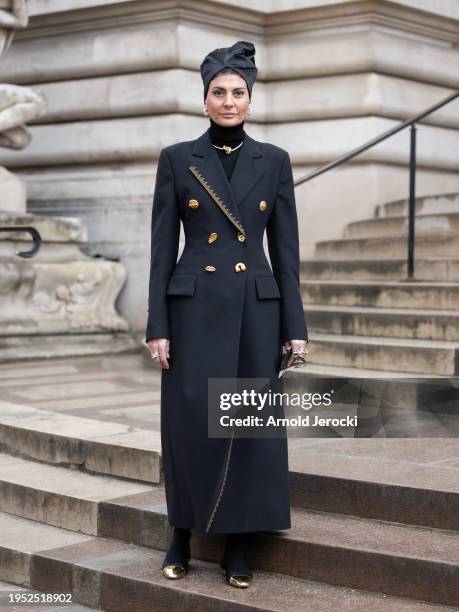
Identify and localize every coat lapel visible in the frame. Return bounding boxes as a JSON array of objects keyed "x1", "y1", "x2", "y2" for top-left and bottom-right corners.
[{"x1": 189, "y1": 130, "x2": 265, "y2": 236}]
